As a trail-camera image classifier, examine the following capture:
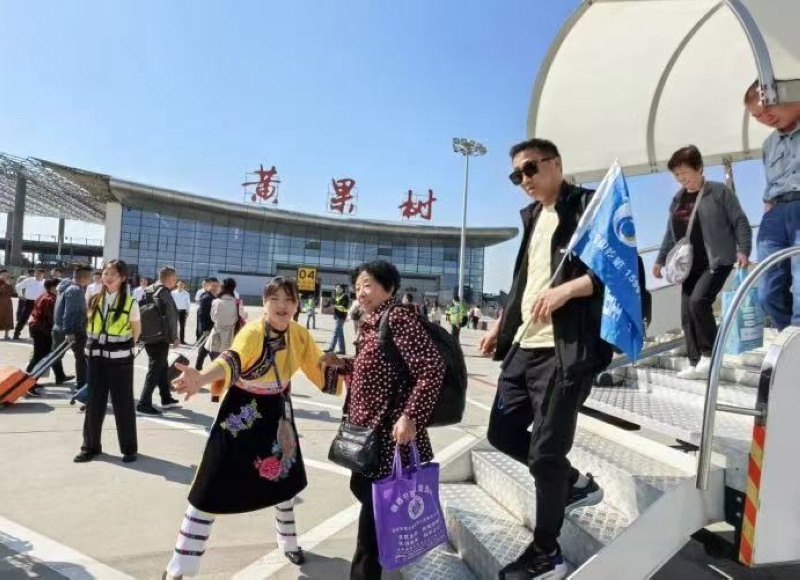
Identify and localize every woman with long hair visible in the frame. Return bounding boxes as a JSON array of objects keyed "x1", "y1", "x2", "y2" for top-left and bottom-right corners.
[
  {"x1": 74, "y1": 259, "x2": 141, "y2": 463},
  {"x1": 164, "y1": 277, "x2": 342, "y2": 579}
]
